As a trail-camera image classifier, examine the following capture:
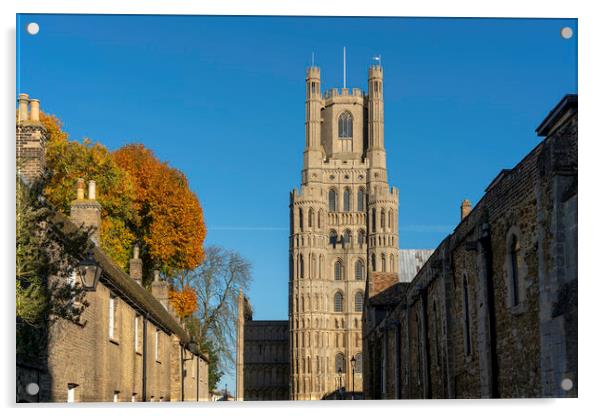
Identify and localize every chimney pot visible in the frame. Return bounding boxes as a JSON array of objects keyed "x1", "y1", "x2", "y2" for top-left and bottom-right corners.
[
  {"x1": 29, "y1": 99, "x2": 40, "y2": 122},
  {"x1": 76, "y1": 178, "x2": 85, "y2": 200},
  {"x1": 461, "y1": 199, "x2": 472, "y2": 221},
  {"x1": 18, "y1": 93, "x2": 29, "y2": 122},
  {"x1": 129, "y1": 244, "x2": 143, "y2": 285},
  {"x1": 88, "y1": 180, "x2": 96, "y2": 200}
]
